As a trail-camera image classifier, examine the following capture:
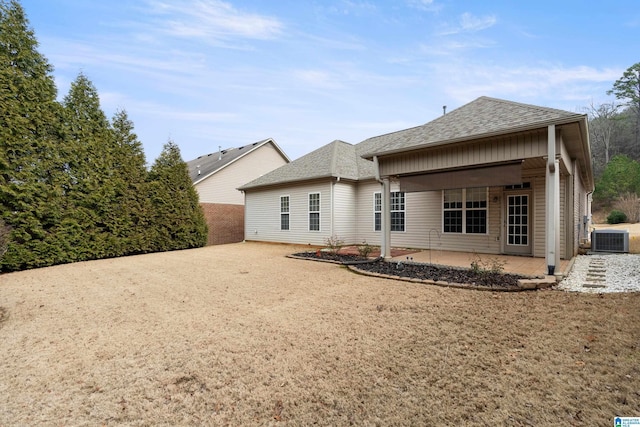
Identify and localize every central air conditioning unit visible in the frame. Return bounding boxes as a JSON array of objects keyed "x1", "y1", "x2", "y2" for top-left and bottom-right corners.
[{"x1": 591, "y1": 229, "x2": 629, "y2": 253}]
